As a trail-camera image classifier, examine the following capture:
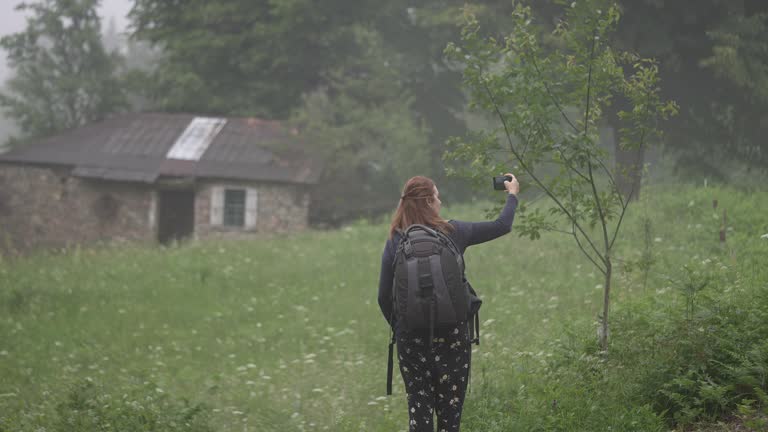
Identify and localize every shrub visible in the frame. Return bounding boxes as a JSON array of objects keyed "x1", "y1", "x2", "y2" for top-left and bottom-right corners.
[
  {"x1": 611, "y1": 256, "x2": 768, "y2": 427},
  {"x1": 3, "y1": 378, "x2": 213, "y2": 432}
]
